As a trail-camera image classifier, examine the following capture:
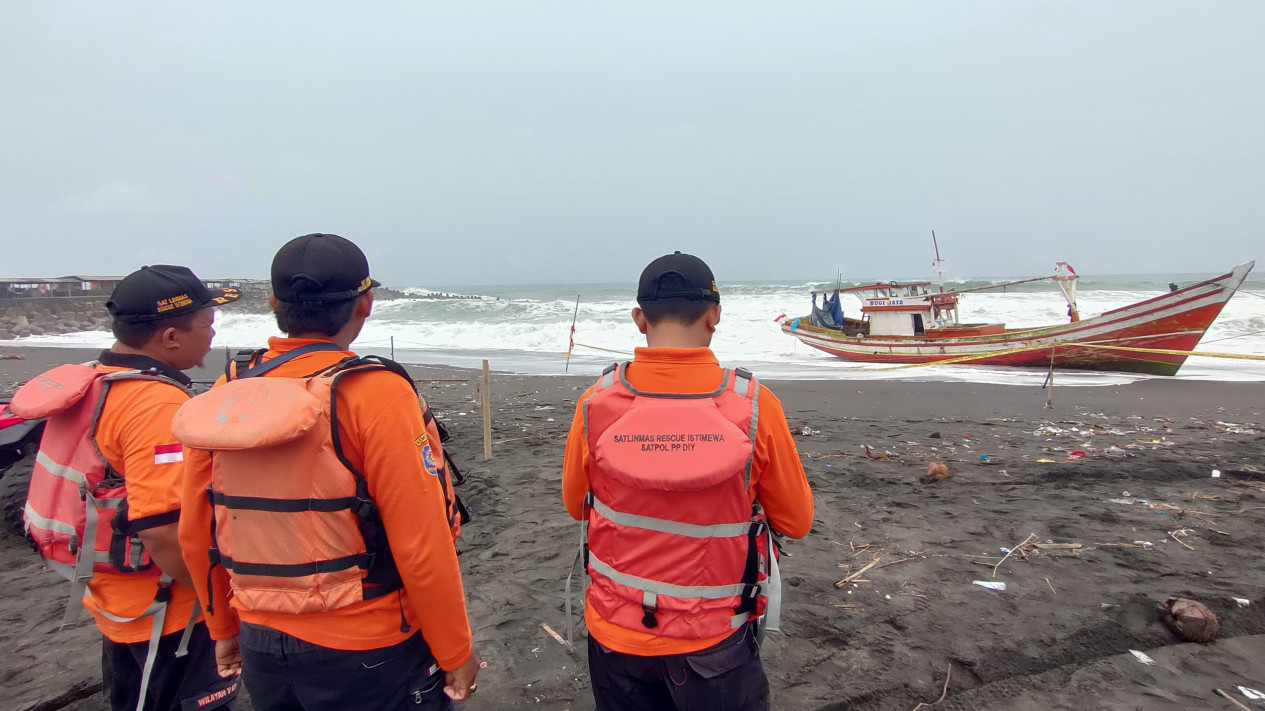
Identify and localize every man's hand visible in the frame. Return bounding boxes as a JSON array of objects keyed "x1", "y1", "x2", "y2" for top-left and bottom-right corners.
[
  {"x1": 443, "y1": 650, "x2": 485, "y2": 701},
  {"x1": 215, "y1": 636, "x2": 242, "y2": 678}
]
